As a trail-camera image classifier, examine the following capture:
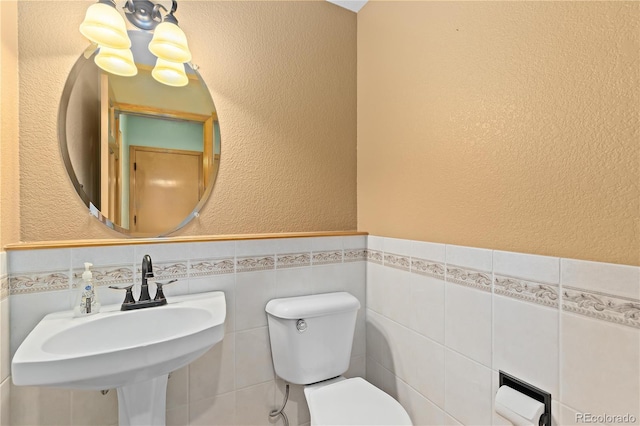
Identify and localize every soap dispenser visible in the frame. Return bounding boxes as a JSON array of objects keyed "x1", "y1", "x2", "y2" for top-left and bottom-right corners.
[{"x1": 73, "y1": 262, "x2": 101, "y2": 317}]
